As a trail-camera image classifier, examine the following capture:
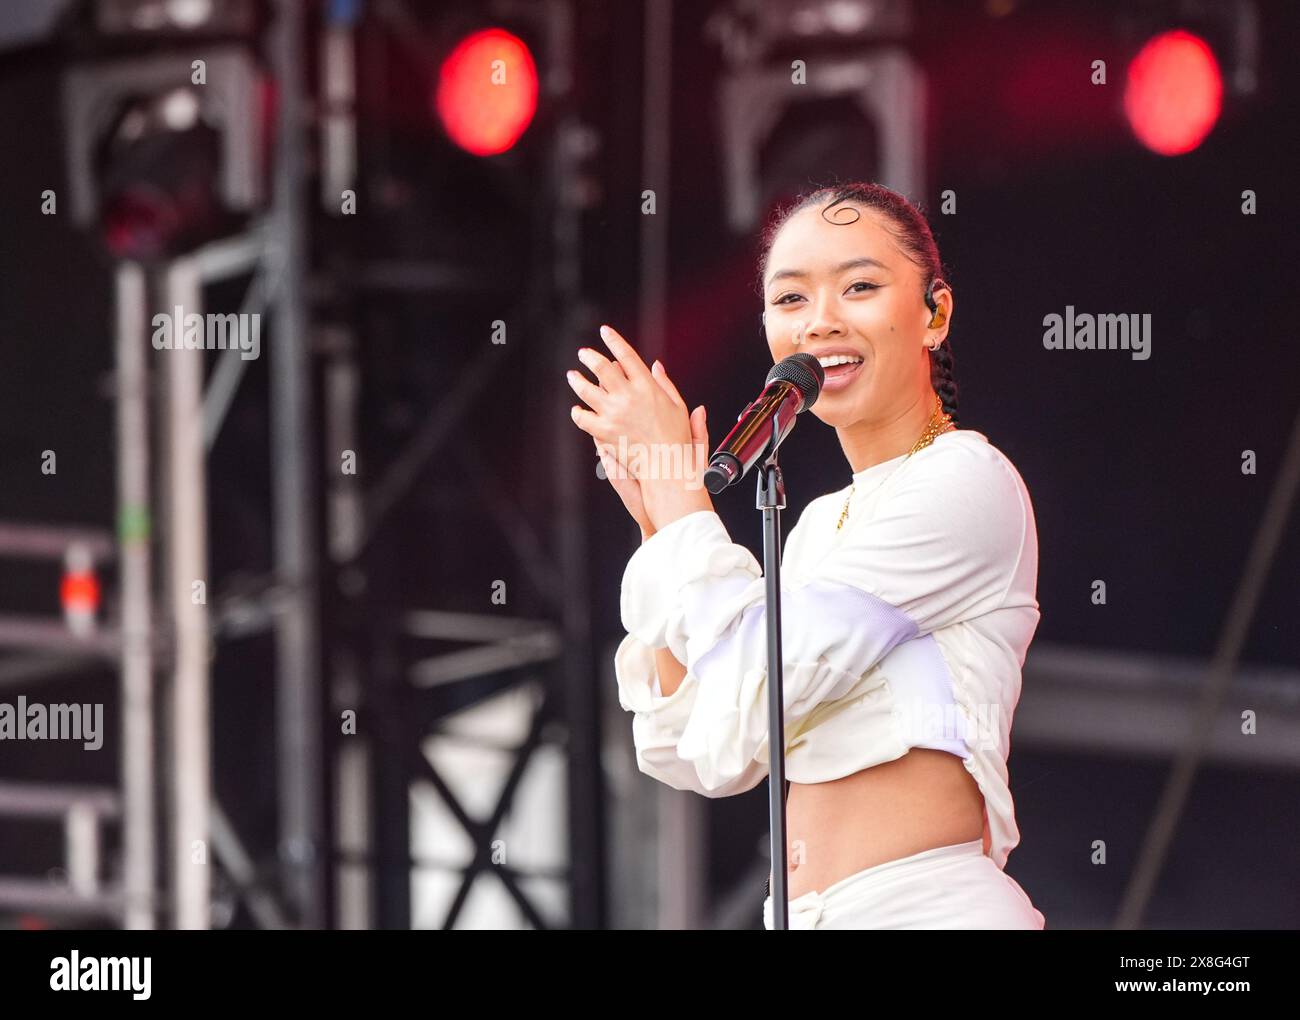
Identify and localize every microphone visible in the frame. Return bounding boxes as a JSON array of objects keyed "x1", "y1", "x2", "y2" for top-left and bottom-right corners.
[{"x1": 702, "y1": 353, "x2": 824, "y2": 494}]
